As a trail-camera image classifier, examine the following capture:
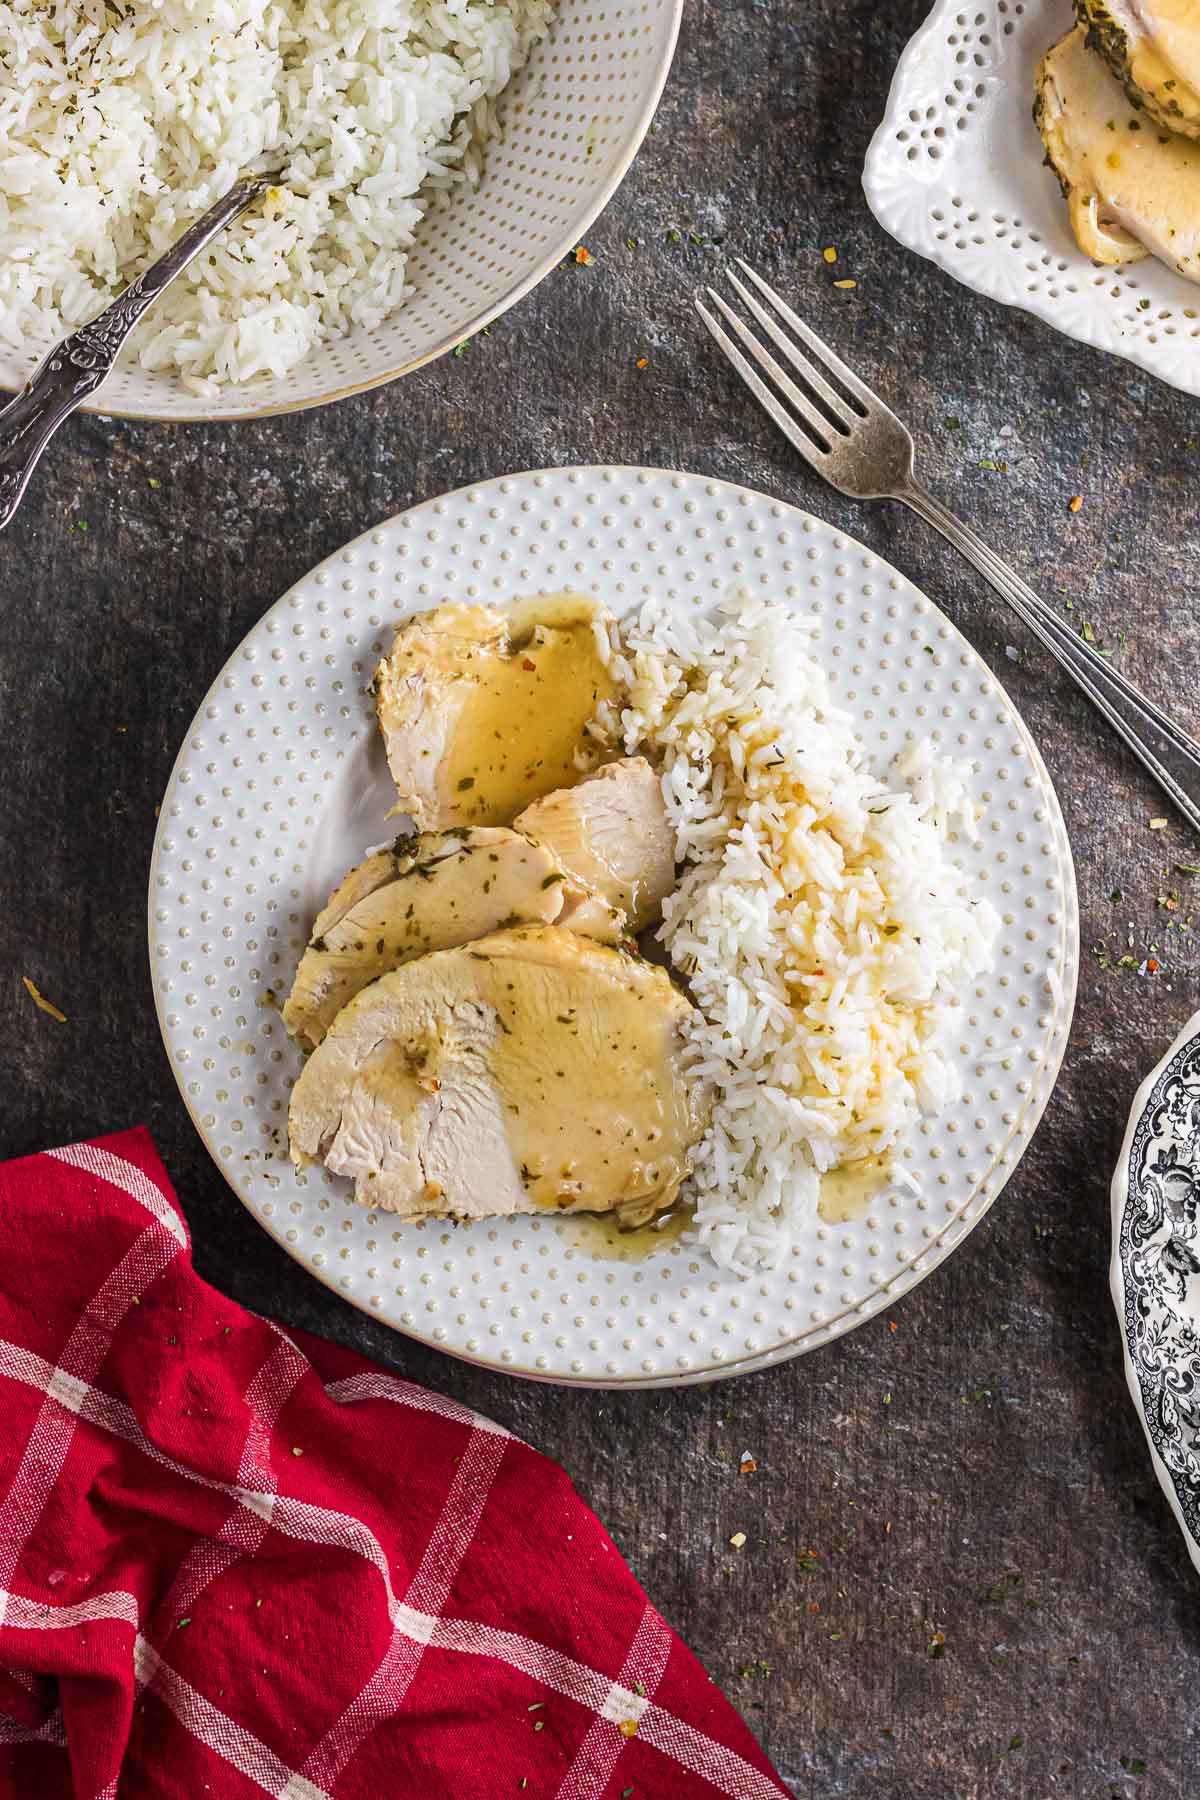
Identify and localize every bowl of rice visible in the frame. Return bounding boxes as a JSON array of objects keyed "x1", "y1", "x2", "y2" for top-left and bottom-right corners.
[{"x1": 0, "y1": 0, "x2": 680, "y2": 421}]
